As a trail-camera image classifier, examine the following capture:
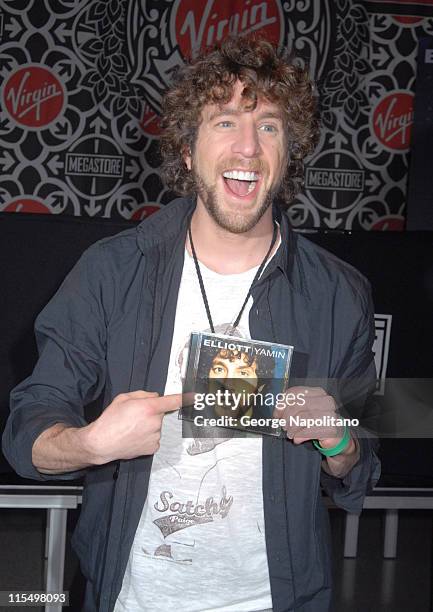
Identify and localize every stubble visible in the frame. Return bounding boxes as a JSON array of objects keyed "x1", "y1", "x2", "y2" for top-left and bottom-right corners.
[{"x1": 192, "y1": 162, "x2": 283, "y2": 234}]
